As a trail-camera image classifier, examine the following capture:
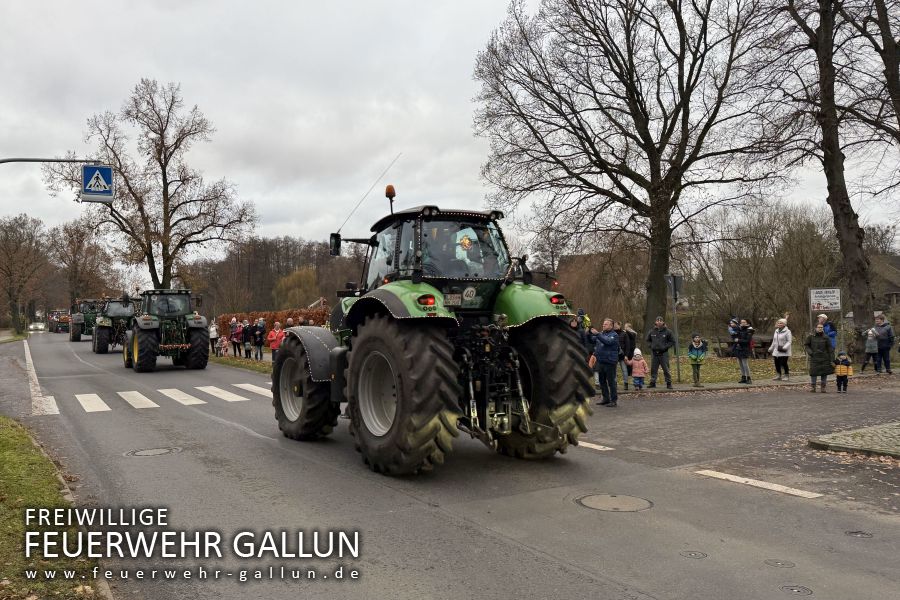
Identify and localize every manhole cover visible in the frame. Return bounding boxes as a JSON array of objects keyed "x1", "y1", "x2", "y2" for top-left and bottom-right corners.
[
  {"x1": 124, "y1": 447, "x2": 182, "y2": 457},
  {"x1": 765, "y1": 559, "x2": 795, "y2": 568},
  {"x1": 679, "y1": 551, "x2": 707, "y2": 559},
  {"x1": 780, "y1": 585, "x2": 812, "y2": 595},
  {"x1": 575, "y1": 494, "x2": 652, "y2": 512},
  {"x1": 845, "y1": 530, "x2": 873, "y2": 538}
]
